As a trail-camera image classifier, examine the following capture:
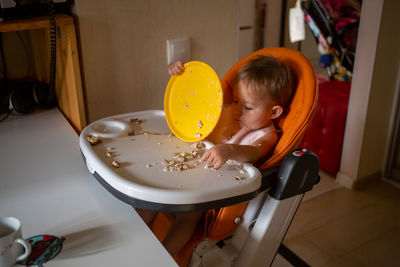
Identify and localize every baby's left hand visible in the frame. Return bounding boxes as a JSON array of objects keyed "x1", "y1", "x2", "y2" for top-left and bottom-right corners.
[{"x1": 200, "y1": 144, "x2": 232, "y2": 169}]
